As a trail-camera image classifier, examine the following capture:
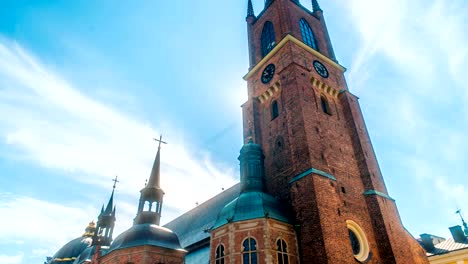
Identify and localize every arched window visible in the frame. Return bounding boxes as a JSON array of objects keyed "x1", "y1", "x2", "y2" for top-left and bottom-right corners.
[
  {"x1": 215, "y1": 244, "x2": 225, "y2": 264},
  {"x1": 242, "y1": 237, "x2": 258, "y2": 264},
  {"x1": 320, "y1": 95, "x2": 332, "y2": 115},
  {"x1": 261, "y1": 21, "x2": 276, "y2": 57},
  {"x1": 300, "y1": 18, "x2": 318, "y2": 50},
  {"x1": 277, "y1": 239, "x2": 289, "y2": 264},
  {"x1": 271, "y1": 100, "x2": 279, "y2": 119}
]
